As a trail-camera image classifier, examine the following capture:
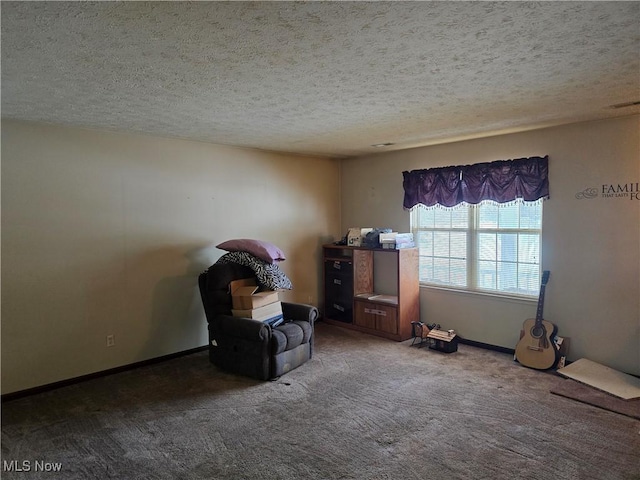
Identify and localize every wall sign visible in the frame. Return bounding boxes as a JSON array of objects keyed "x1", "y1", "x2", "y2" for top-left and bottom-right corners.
[{"x1": 576, "y1": 182, "x2": 640, "y2": 200}]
